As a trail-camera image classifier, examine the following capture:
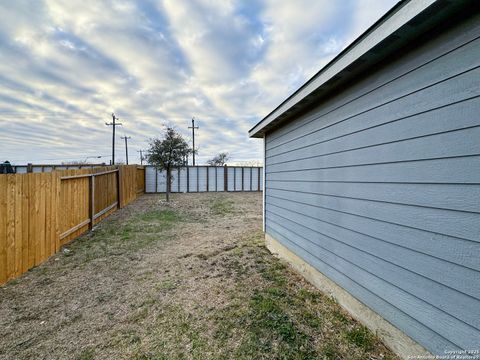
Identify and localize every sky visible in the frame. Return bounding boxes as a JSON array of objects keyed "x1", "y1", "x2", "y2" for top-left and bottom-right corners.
[{"x1": 0, "y1": 0, "x2": 398, "y2": 165}]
